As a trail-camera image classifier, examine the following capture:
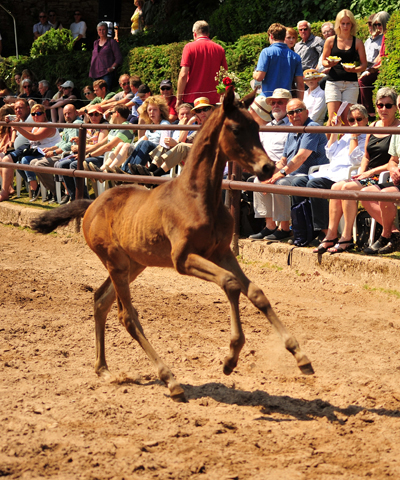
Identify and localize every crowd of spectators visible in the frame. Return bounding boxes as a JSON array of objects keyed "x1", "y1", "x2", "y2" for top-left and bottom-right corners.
[{"x1": 0, "y1": 11, "x2": 399, "y2": 256}]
